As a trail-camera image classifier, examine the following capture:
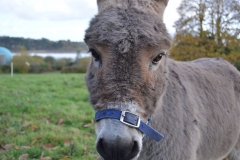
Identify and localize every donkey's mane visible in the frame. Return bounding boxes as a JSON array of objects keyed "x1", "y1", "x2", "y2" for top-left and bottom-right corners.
[{"x1": 85, "y1": 7, "x2": 171, "y2": 54}]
